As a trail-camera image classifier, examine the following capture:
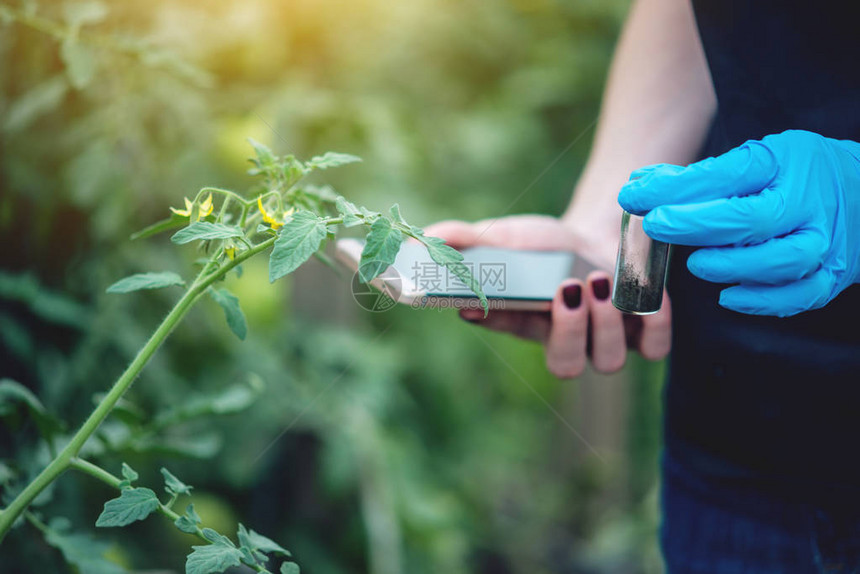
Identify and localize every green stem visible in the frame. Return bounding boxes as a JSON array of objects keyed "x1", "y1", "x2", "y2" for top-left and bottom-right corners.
[
  {"x1": 23, "y1": 511, "x2": 49, "y2": 535},
  {"x1": 217, "y1": 196, "x2": 233, "y2": 224},
  {"x1": 69, "y1": 458, "x2": 122, "y2": 489},
  {"x1": 0, "y1": 285, "x2": 202, "y2": 539},
  {"x1": 69, "y1": 459, "x2": 271, "y2": 573},
  {"x1": 0, "y1": 236, "x2": 276, "y2": 542},
  {"x1": 199, "y1": 187, "x2": 251, "y2": 207},
  {"x1": 68, "y1": 458, "x2": 206, "y2": 540}
]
